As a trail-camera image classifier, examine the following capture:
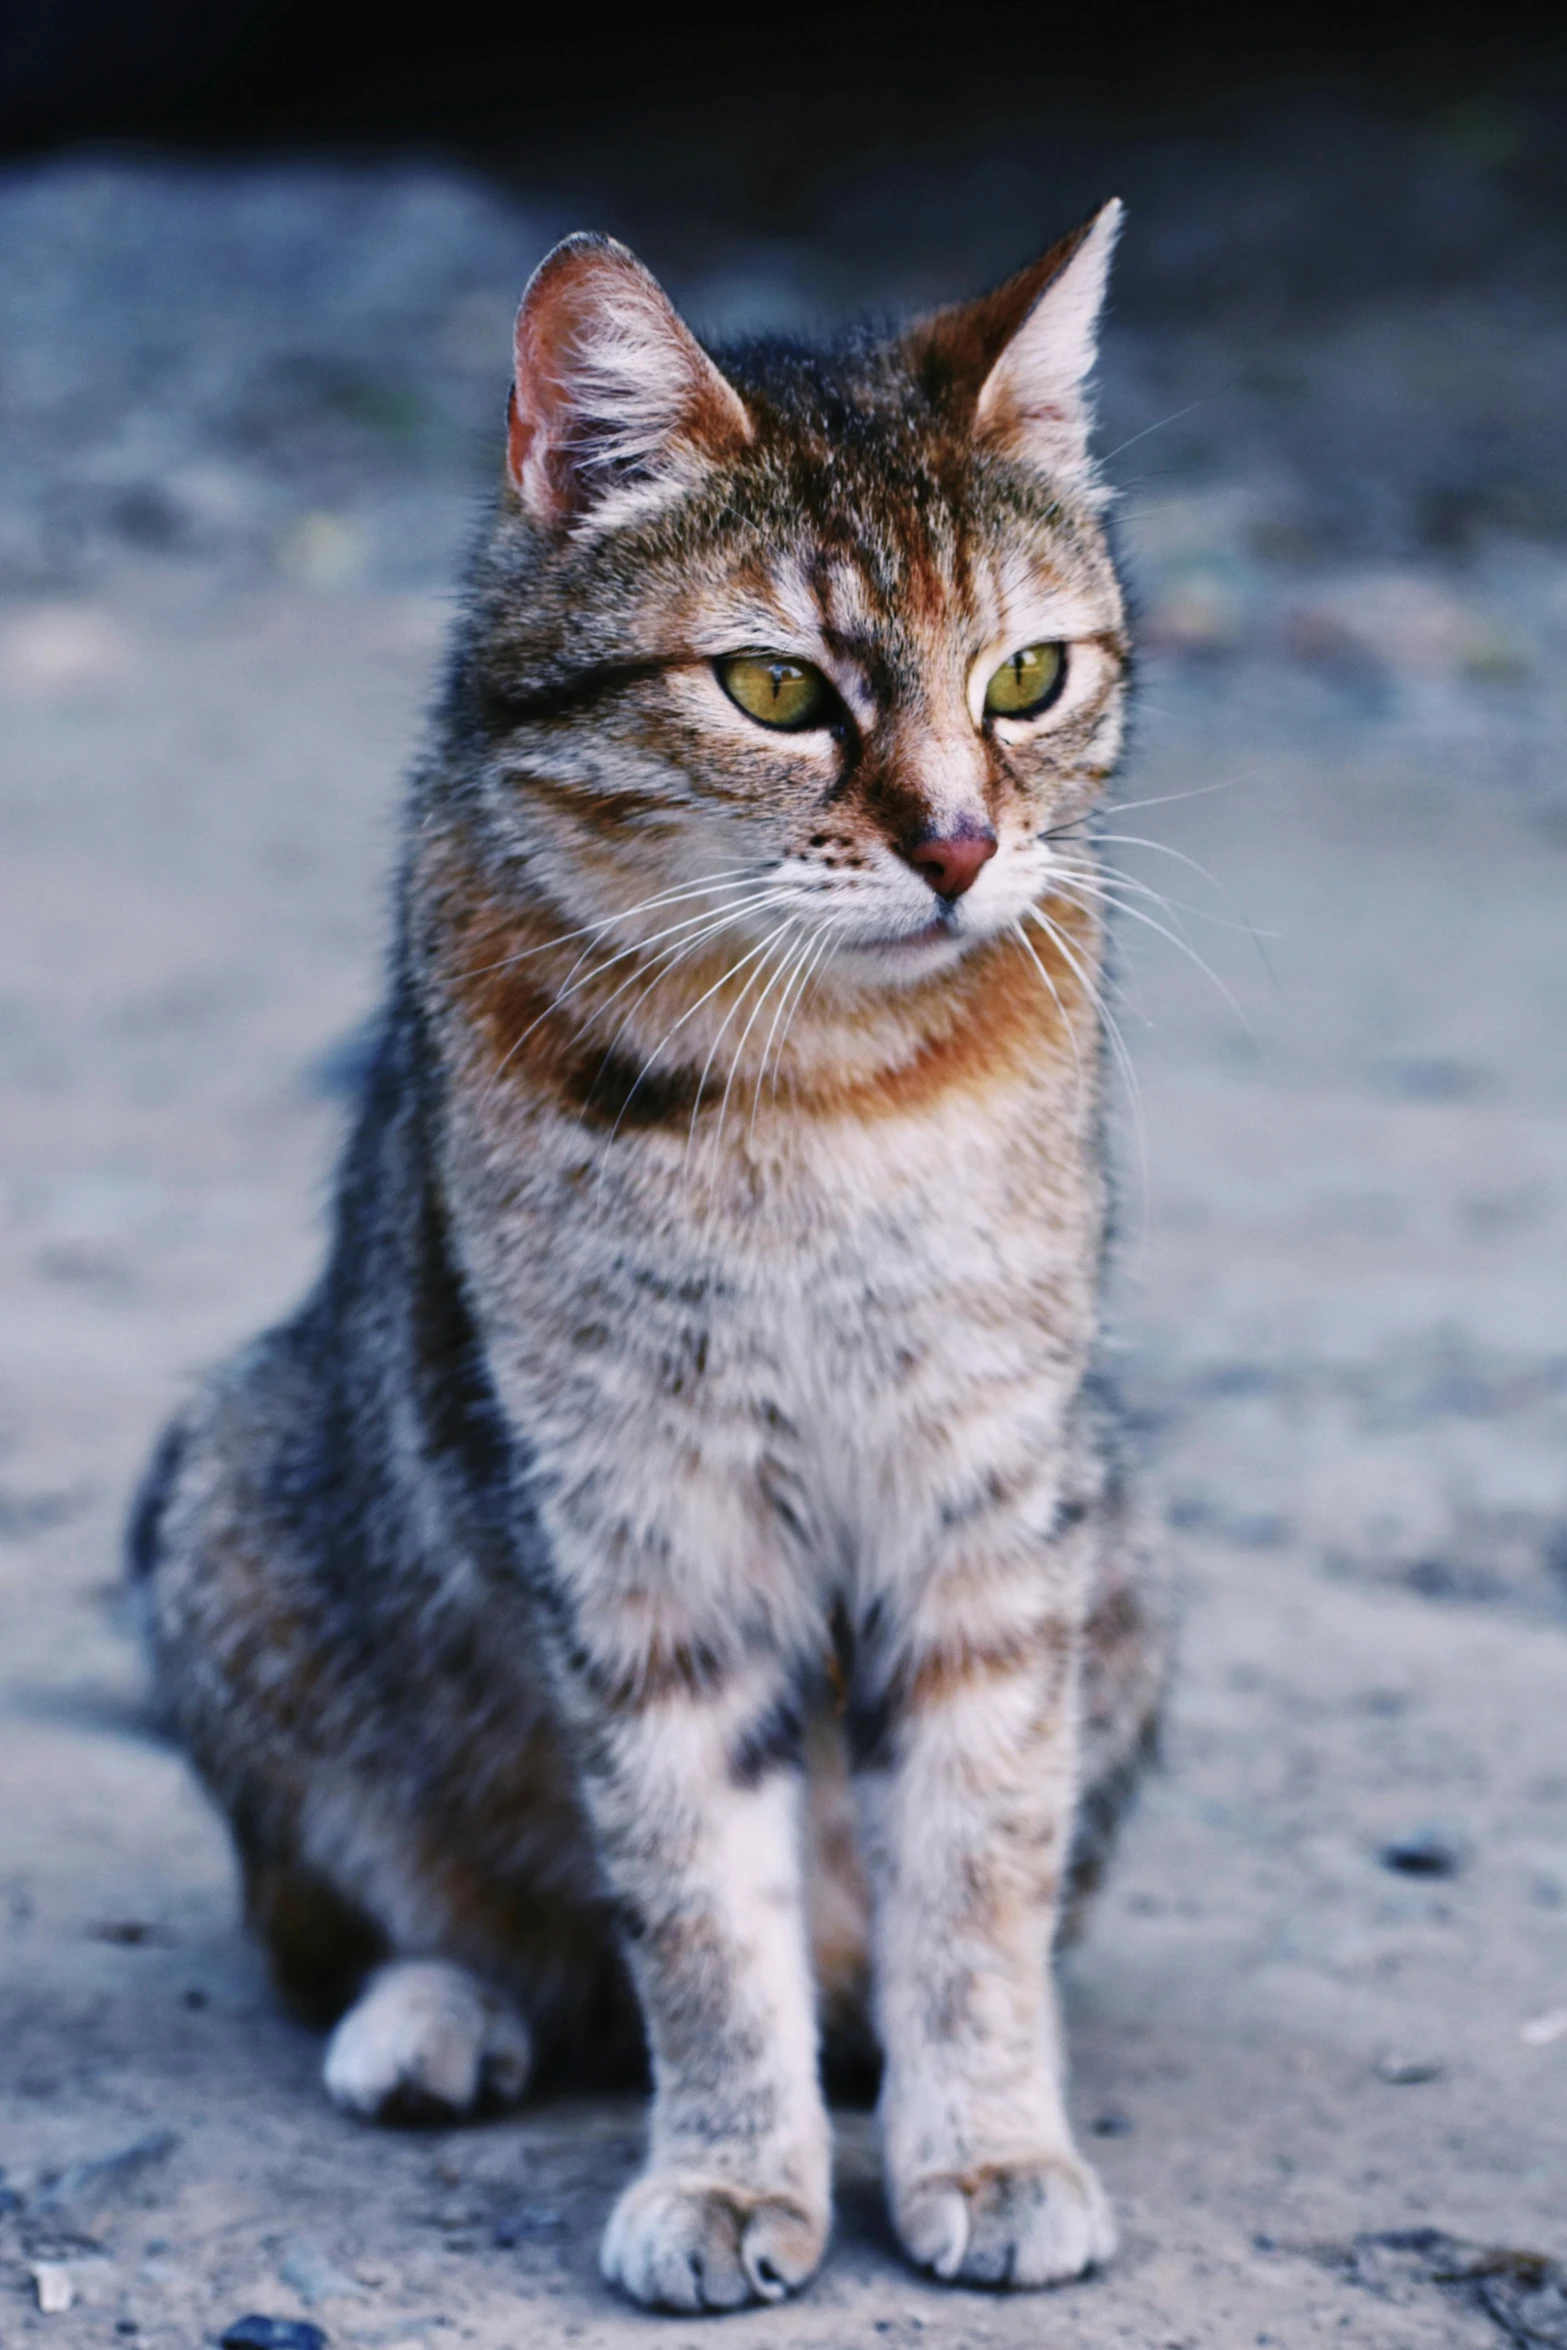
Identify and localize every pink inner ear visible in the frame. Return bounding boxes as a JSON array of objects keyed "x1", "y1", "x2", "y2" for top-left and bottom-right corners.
[
  {"x1": 506, "y1": 236, "x2": 752, "y2": 527},
  {"x1": 976, "y1": 389, "x2": 1075, "y2": 449},
  {"x1": 507, "y1": 247, "x2": 606, "y2": 519}
]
